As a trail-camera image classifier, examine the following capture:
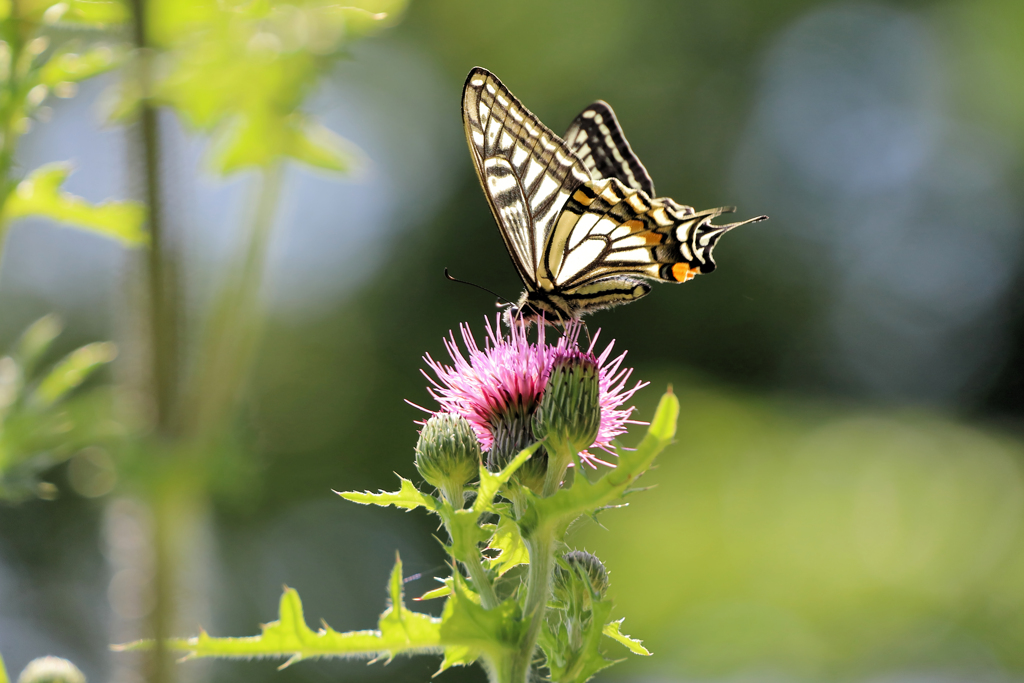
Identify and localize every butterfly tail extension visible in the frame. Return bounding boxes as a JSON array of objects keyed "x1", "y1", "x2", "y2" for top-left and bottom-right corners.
[{"x1": 656, "y1": 206, "x2": 768, "y2": 281}]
